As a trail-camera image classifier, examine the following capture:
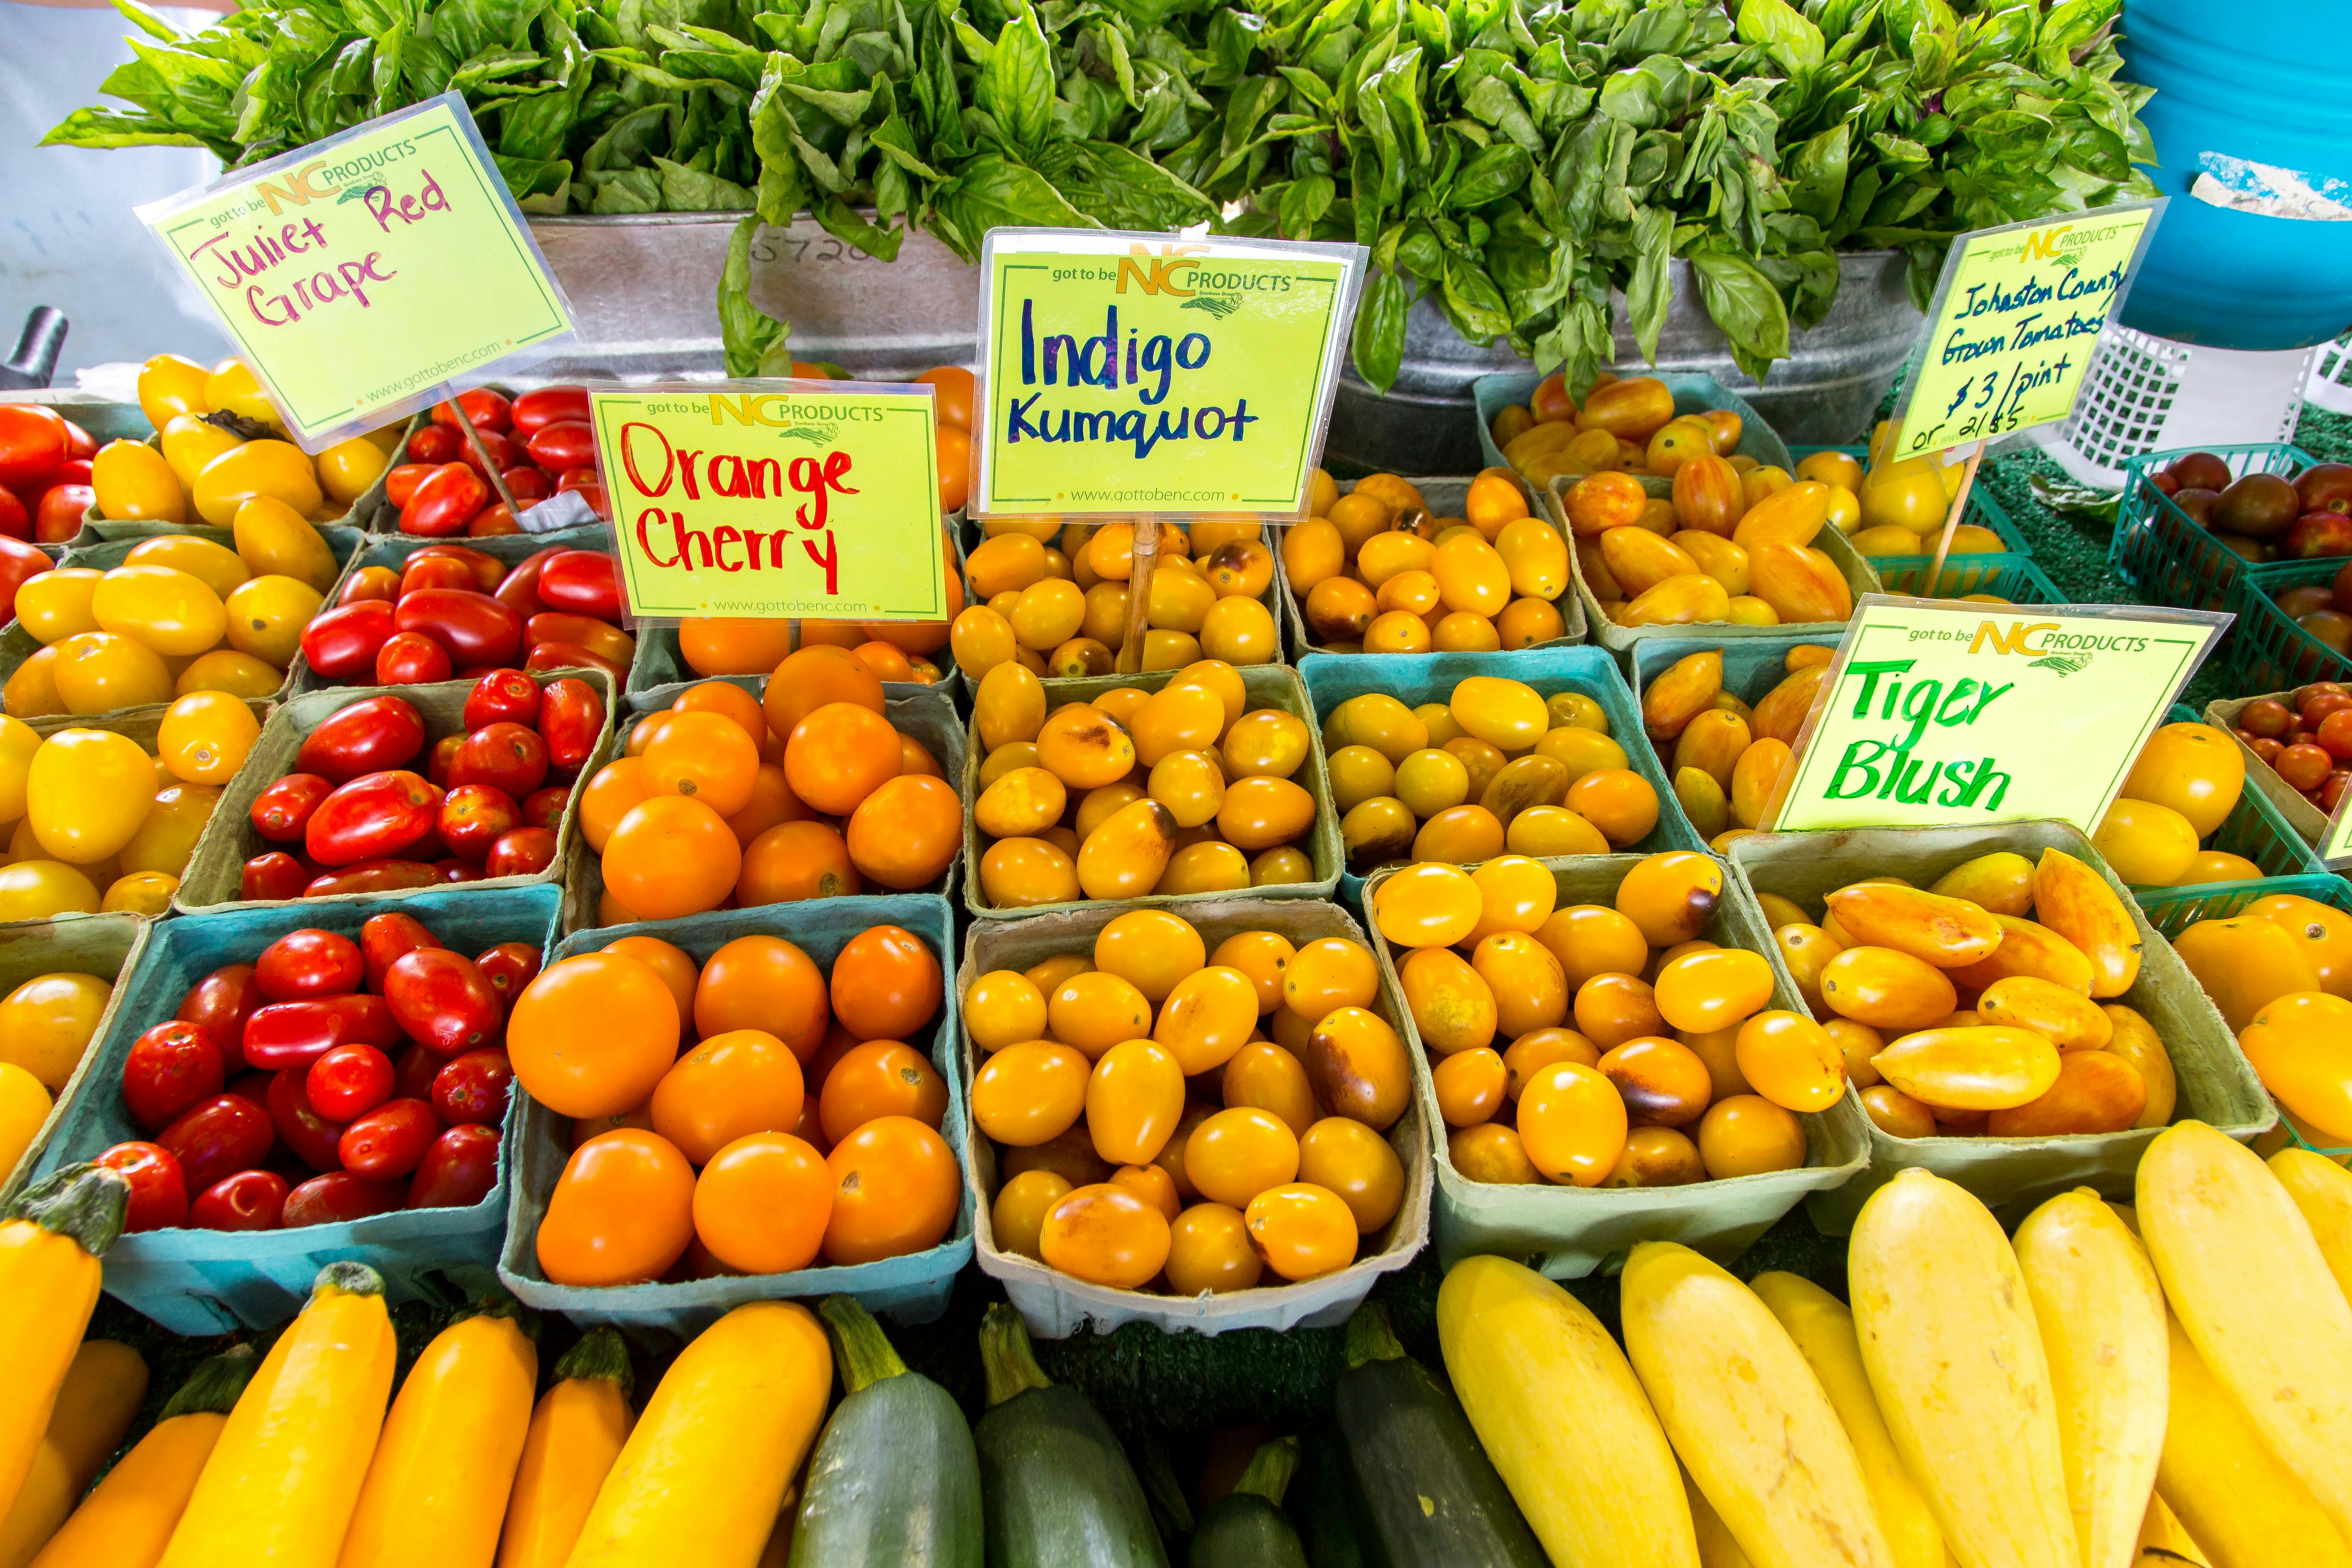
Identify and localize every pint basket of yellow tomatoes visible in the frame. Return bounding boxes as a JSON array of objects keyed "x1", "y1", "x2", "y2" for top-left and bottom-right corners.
[
  {"x1": 1632, "y1": 635, "x2": 1841, "y2": 850},
  {"x1": 959, "y1": 897, "x2": 1430, "y2": 1335},
  {"x1": 1280, "y1": 471, "x2": 1586, "y2": 656},
  {"x1": 1307, "y1": 654, "x2": 1700, "y2": 902},
  {"x1": 1476, "y1": 368, "x2": 1795, "y2": 487},
  {"x1": 0, "y1": 912, "x2": 142, "y2": 1206},
  {"x1": 1361, "y1": 848, "x2": 1869, "y2": 1277},
  {"x1": 964, "y1": 662, "x2": 1341, "y2": 915},
  {"x1": 1725, "y1": 822, "x2": 2271, "y2": 1233}
]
